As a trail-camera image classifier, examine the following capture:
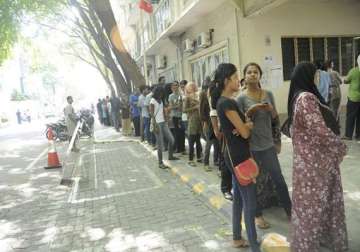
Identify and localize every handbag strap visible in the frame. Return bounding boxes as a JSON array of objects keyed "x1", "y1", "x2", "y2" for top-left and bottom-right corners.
[{"x1": 223, "y1": 136, "x2": 235, "y2": 169}]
